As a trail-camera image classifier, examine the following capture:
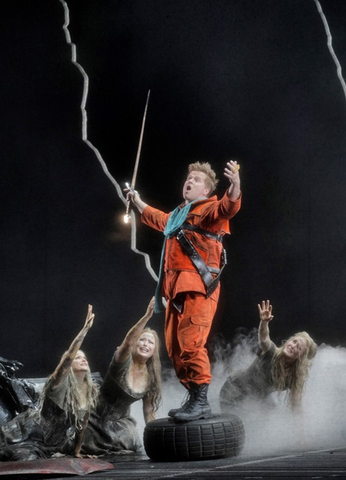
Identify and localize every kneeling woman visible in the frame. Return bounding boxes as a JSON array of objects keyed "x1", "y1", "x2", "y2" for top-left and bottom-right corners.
[
  {"x1": 0, "y1": 305, "x2": 98, "y2": 461},
  {"x1": 82, "y1": 296, "x2": 162, "y2": 455},
  {"x1": 219, "y1": 300, "x2": 317, "y2": 412}
]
